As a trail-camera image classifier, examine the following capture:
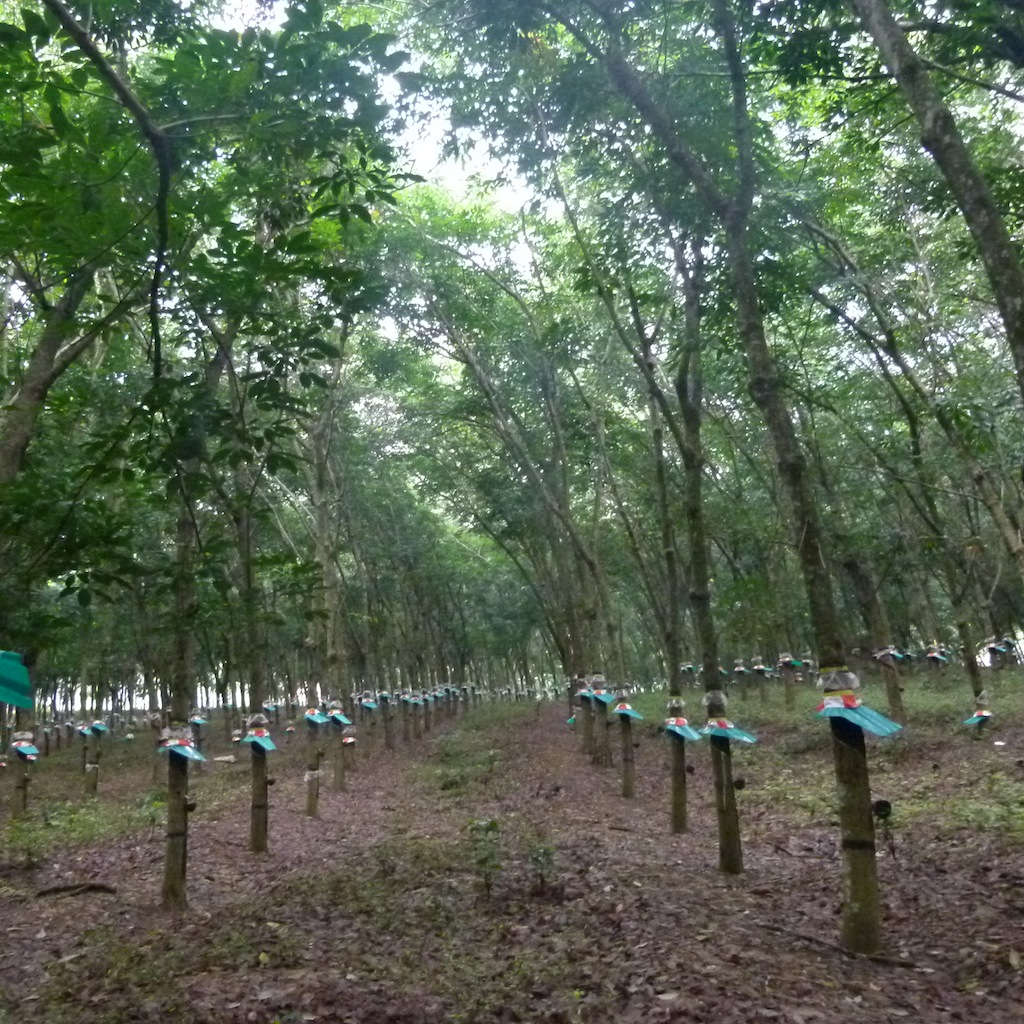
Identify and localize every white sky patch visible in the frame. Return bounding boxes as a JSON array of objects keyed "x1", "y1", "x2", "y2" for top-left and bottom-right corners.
[{"x1": 213, "y1": 1, "x2": 542, "y2": 213}]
